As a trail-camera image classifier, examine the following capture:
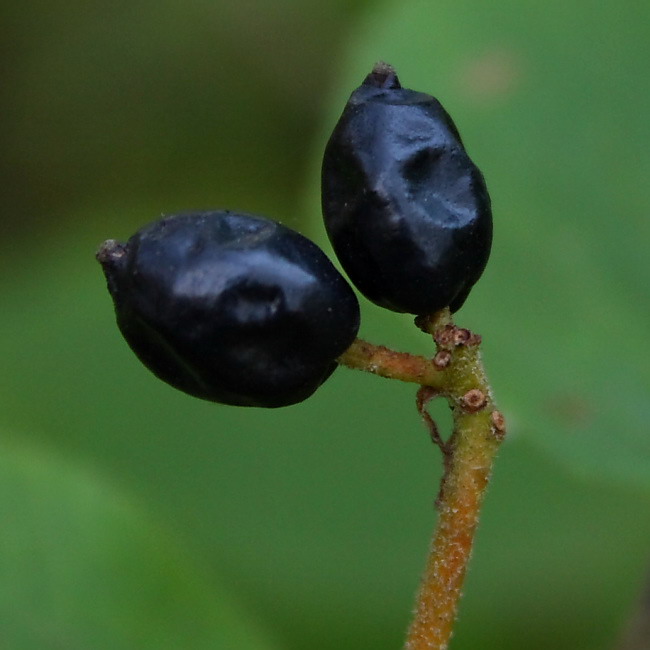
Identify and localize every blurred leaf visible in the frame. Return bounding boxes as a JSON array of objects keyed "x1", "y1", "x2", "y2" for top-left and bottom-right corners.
[
  {"x1": 0, "y1": 0, "x2": 376, "y2": 245},
  {"x1": 615, "y1": 572, "x2": 650, "y2": 650},
  {"x1": 303, "y1": 0, "x2": 650, "y2": 491},
  {"x1": 0, "y1": 438, "x2": 278, "y2": 650}
]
